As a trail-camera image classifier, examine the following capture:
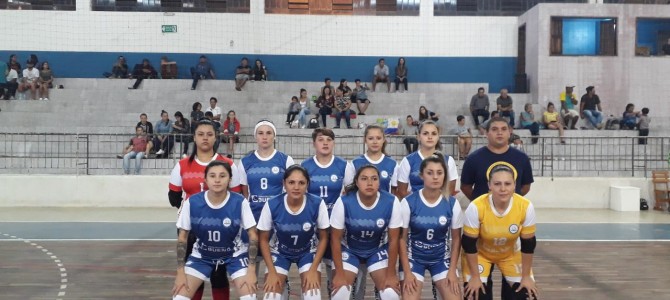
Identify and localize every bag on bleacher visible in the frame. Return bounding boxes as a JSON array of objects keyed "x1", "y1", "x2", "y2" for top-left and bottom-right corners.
[
  {"x1": 308, "y1": 117, "x2": 319, "y2": 129},
  {"x1": 640, "y1": 198, "x2": 649, "y2": 211}
]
